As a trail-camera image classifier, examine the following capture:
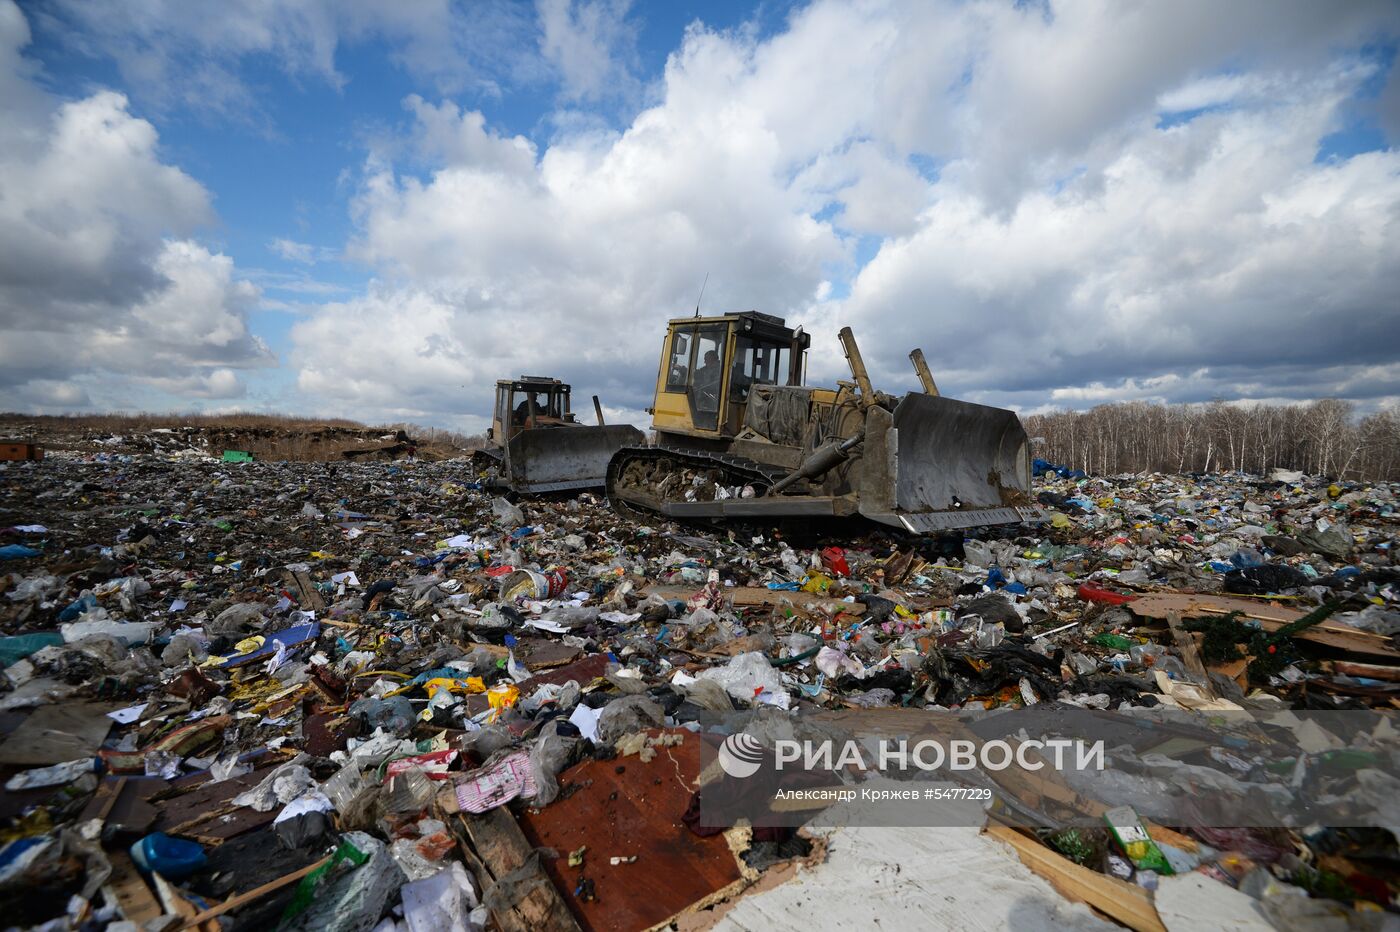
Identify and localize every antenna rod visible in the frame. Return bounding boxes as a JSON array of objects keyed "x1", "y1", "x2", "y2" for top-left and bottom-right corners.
[{"x1": 694, "y1": 273, "x2": 708, "y2": 317}]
